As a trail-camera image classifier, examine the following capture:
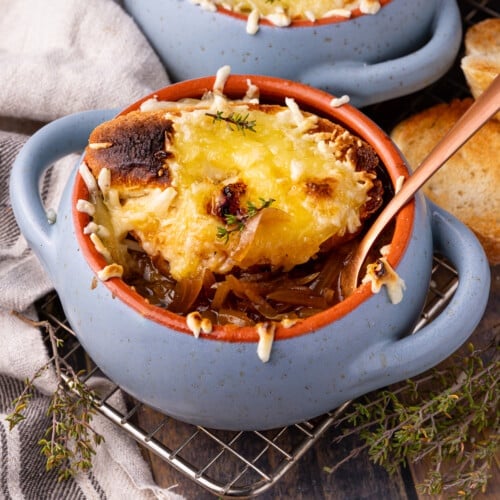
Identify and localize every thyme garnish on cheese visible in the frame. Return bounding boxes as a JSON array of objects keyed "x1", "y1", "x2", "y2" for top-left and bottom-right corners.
[
  {"x1": 217, "y1": 197, "x2": 275, "y2": 243},
  {"x1": 206, "y1": 110, "x2": 257, "y2": 133}
]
